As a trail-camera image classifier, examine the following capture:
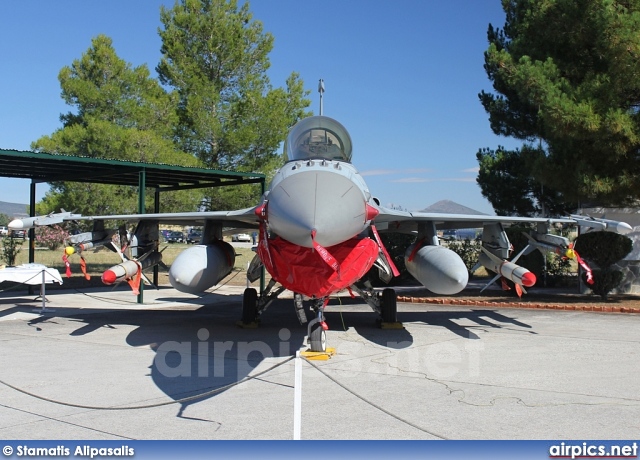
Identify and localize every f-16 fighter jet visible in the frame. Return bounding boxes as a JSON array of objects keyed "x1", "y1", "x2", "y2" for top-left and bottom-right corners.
[{"x1": 10, "y1": 115, "x2": 632, "y2": 352}]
